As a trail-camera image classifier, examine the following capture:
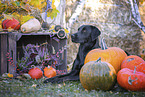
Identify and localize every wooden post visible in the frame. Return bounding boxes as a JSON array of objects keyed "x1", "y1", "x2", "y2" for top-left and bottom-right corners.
[
  {"x1": 0, "y1": 33, "x2": 8, "y2": 75},
  {"x1": 8, "y1": 33, "x2": 17, "y2": 75}
]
